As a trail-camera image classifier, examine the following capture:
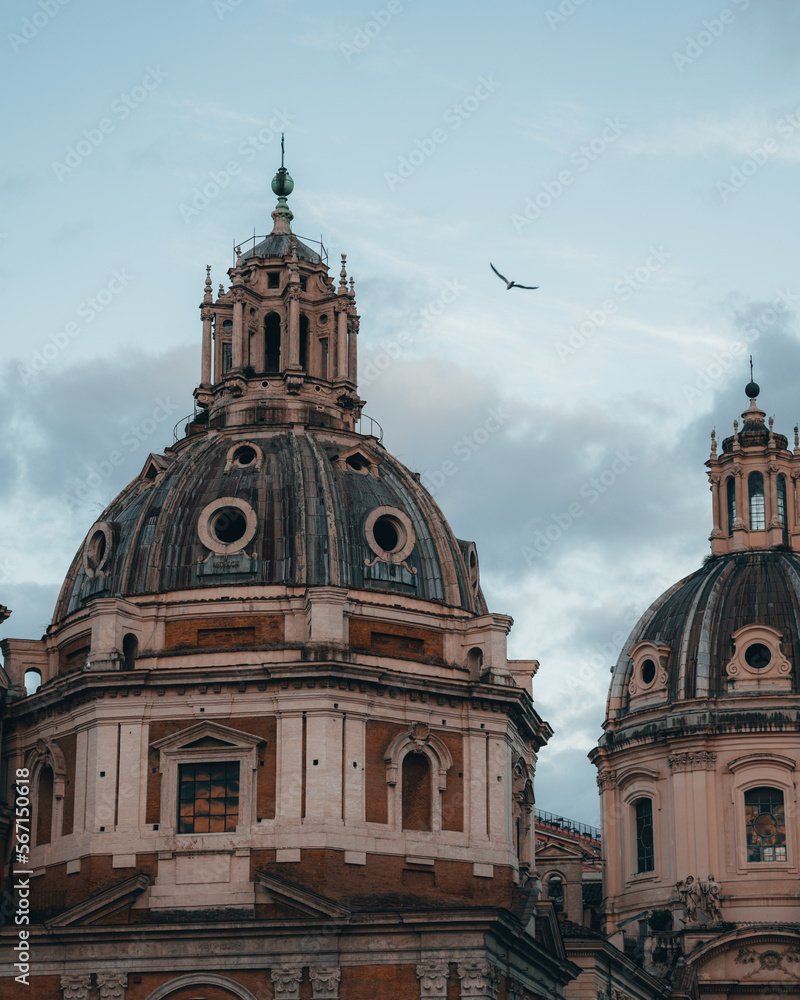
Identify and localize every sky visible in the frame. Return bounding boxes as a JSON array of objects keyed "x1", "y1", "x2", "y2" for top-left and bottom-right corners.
[{"x1": 1, "y1": 0, "x2": 800, "y2": 826}]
